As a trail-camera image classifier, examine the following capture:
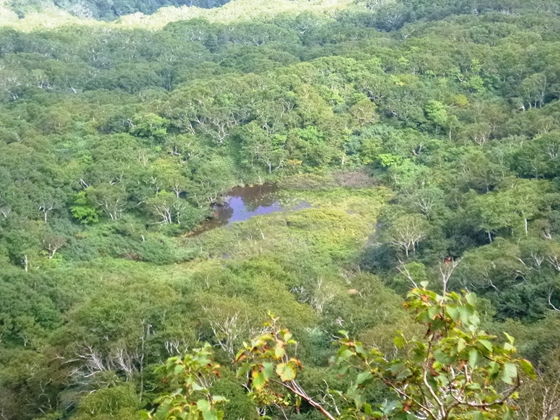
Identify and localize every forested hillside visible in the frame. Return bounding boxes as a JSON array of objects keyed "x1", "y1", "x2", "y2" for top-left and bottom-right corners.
[
  {"x1": 2, "y1": 0, "x2": 231, "y2": 20},
  {"x1": 2, "y1": 0, "x2": 560, "y2": 418}
]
